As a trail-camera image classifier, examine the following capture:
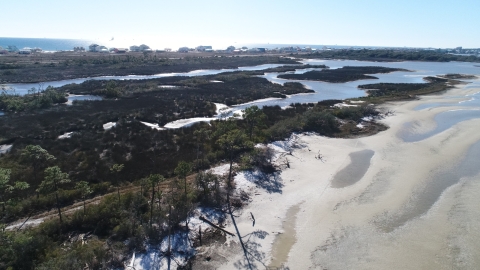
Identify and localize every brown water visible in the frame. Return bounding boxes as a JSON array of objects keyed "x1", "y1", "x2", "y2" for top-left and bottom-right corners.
[{"x1": 268, "y1": 203, "x2": 302, "y2": 269}]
